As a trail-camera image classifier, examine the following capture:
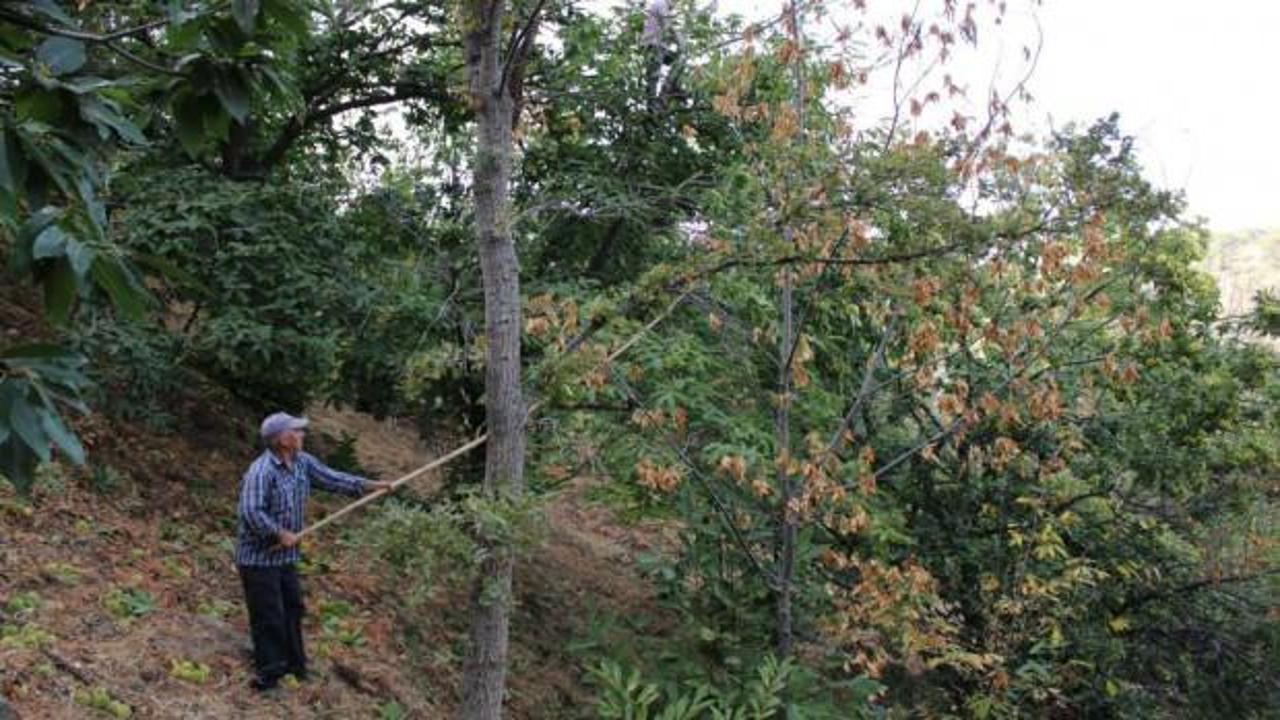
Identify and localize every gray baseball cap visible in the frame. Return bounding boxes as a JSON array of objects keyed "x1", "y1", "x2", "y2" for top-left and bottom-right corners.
[{"x1": 260, "y1": 412, "x2": 309, "y2": 441}]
